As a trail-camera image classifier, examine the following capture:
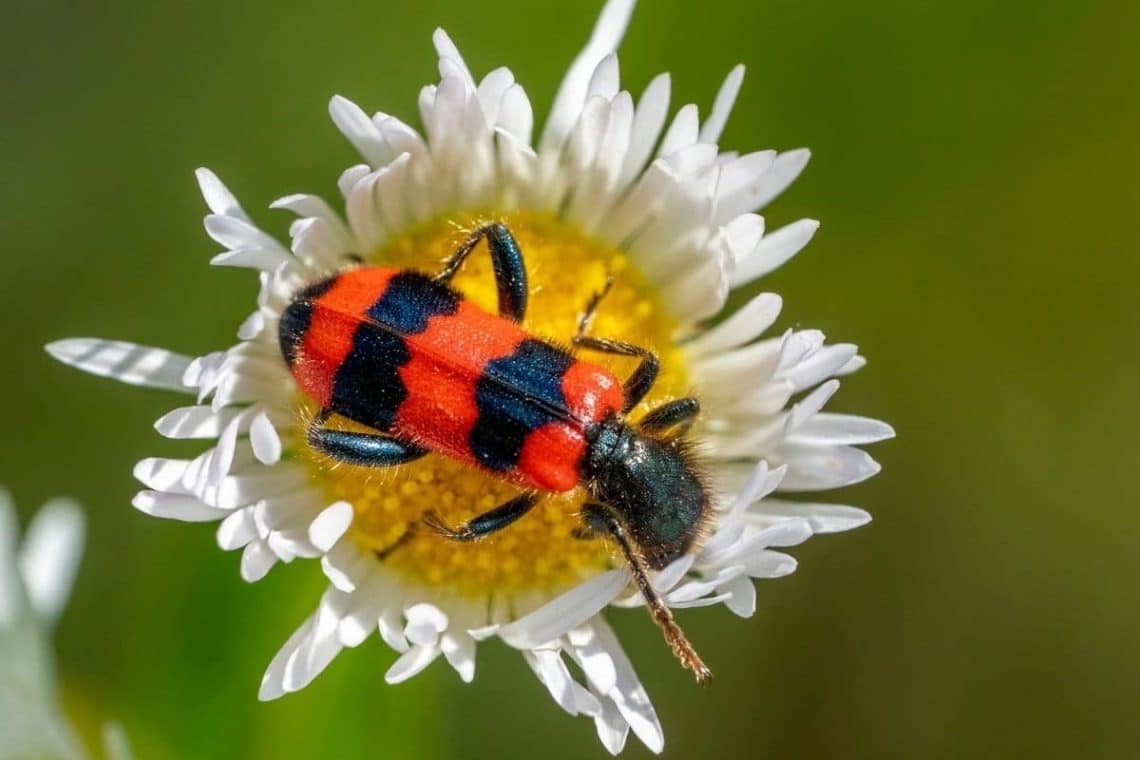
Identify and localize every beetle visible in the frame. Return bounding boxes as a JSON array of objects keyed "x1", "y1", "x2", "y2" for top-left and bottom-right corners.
[{"x1": 278, "y1": 223, "x2": 713, "y2": 682}]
